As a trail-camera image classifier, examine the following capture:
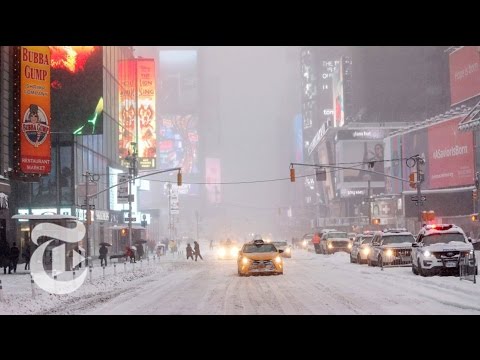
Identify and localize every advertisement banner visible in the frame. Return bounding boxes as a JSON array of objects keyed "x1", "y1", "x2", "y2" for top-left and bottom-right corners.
[
  {"x1": 294, "y1": 114, "x2": 303, "y2": 162},
  {"x1": 117, "y1": 173, "x2": 129, "y2": 204},
  {"x1": 336, "y1": 140, "x2": 385, "y2": 188},
  {"x1": 205, "y1": 158, "x2": 221, "y2": 203},
  {"x1": 118, "y1": 59, "x2": 137, "y2": 161},
  {"x1": 50, "y1": 46, "x2": 103, "y2": 135},
  {"x1": 384, "y1": 135, "x2": 403, "y2": 194},
  {"x1": 428, "y1": 117, "x2": 474, "y2": 189},
  {"x1": 402, "y1": 128, "x2": 429, "y2": 189},
  {"x1": 20, "y1": 46, "x2": 51, "y2": 174},
  {"x1": 159, "y1": 115, "x2": 199, "y2": 174},
  {"x1": 449, "y1": 46, "x2": 480, "y2": 106},
  {"x1": 136, "y1": 59, "x2": 156, "y2": 169},
  {"x1": 332, "y1": 60, "x2": 344, "y2": 127}
]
